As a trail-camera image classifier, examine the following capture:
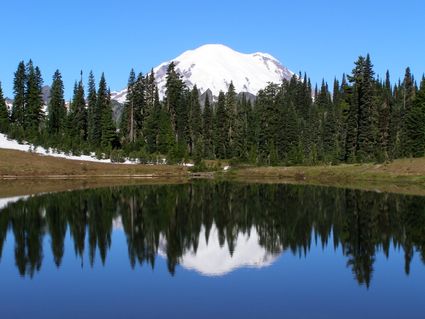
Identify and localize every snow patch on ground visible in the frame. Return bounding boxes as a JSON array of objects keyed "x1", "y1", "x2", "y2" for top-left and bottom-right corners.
[{"x1": 0, "y1": 133, "x2": 132, "y2": 164}]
